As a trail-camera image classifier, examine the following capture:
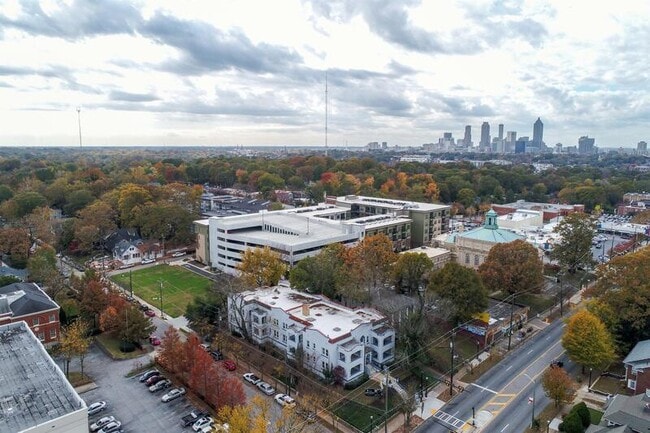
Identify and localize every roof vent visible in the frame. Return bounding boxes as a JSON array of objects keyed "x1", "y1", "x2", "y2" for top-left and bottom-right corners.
[{"x1": 333, "y1": 327, "x2": 341, "y2": 332}]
